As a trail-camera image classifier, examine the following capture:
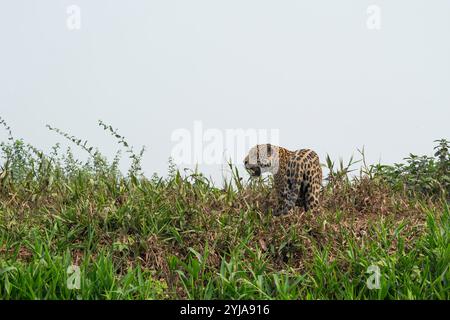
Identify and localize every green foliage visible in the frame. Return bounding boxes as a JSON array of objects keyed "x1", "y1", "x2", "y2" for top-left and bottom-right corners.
[
  {"x1": 0, "y1": 118, "x2": 448, "y2": 300},
  {"x1": 373, "y1": 139, "x2": 450, "y2": 199}
]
